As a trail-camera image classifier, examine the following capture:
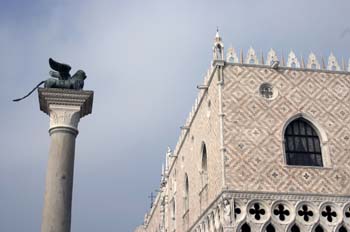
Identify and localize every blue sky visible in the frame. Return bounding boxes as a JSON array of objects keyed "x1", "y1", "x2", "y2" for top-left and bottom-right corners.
[{"x1": 1, "y1": 0, "x2": 350, "y2": 231}]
